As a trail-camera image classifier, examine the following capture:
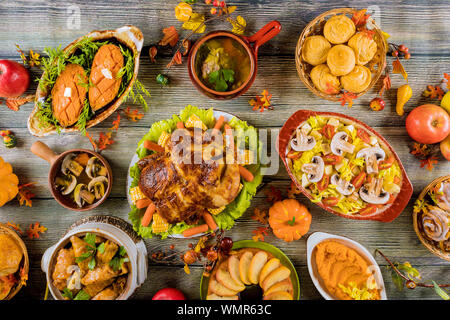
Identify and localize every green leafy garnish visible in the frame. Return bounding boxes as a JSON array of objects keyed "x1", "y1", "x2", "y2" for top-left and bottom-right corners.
[
  {"x1": 97, "y1": 242, "x2": 106, "y2": 254},
  {"x1": 109, "y1": 245, "x2": 128, "y2": 271},
  {"x1": 75, "y1": 99, "x2": 93, "y2": 135},
  {"x1": 208, "y1": 69, "x2": 235, "y2": 92},
  {"x1": 73, "y1": 289, "x2": 90, "y2": 301},
  {"x1": 73, "y1": 233, "x2": 104, "y2": 270},
  {"x1": 433, "y1": 281, "x2": 450, "y2": 300},
  {"x1": 62, "y1": 287, "x2": 74, "y2": 300}
]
